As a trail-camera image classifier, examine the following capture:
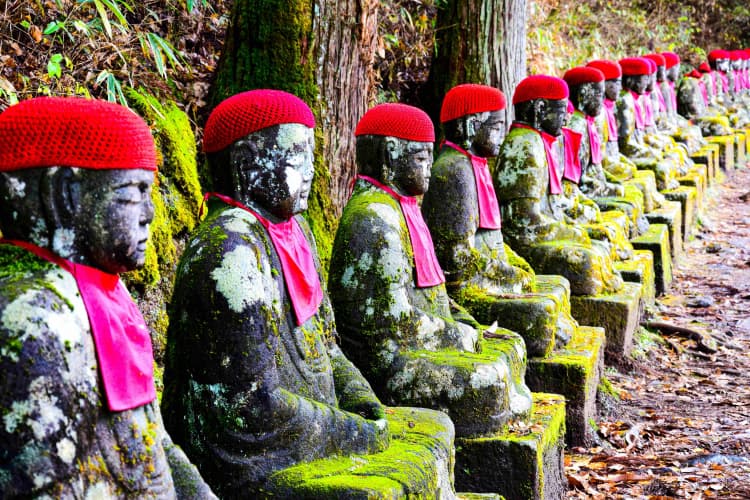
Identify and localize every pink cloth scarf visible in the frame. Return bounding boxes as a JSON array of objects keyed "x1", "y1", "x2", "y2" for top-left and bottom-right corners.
[
  {"x1": 356, "y1": 175, "x2": 445, "y2": 287},
  {"x1": 586, "y1": 114, "x2": 603, "y2": 165},
  {"x1": 442, "y1": 141, "x2": 502, "y2": 229},
  {"x1": 0, "y1": 238, "x2": 156, "y2": 412},
  {"x1": 203, "y1": 192, "x2": 323, "y2": 326},
  {"x1": 603, "y1": 99, "x2": 618, "y2": 142},
  {"x1": 628, "y1": 90, "x2": 645, "y2": 130},
  {"x1": 562, "y1": 127, "x2": 582, "y2": 183}
]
